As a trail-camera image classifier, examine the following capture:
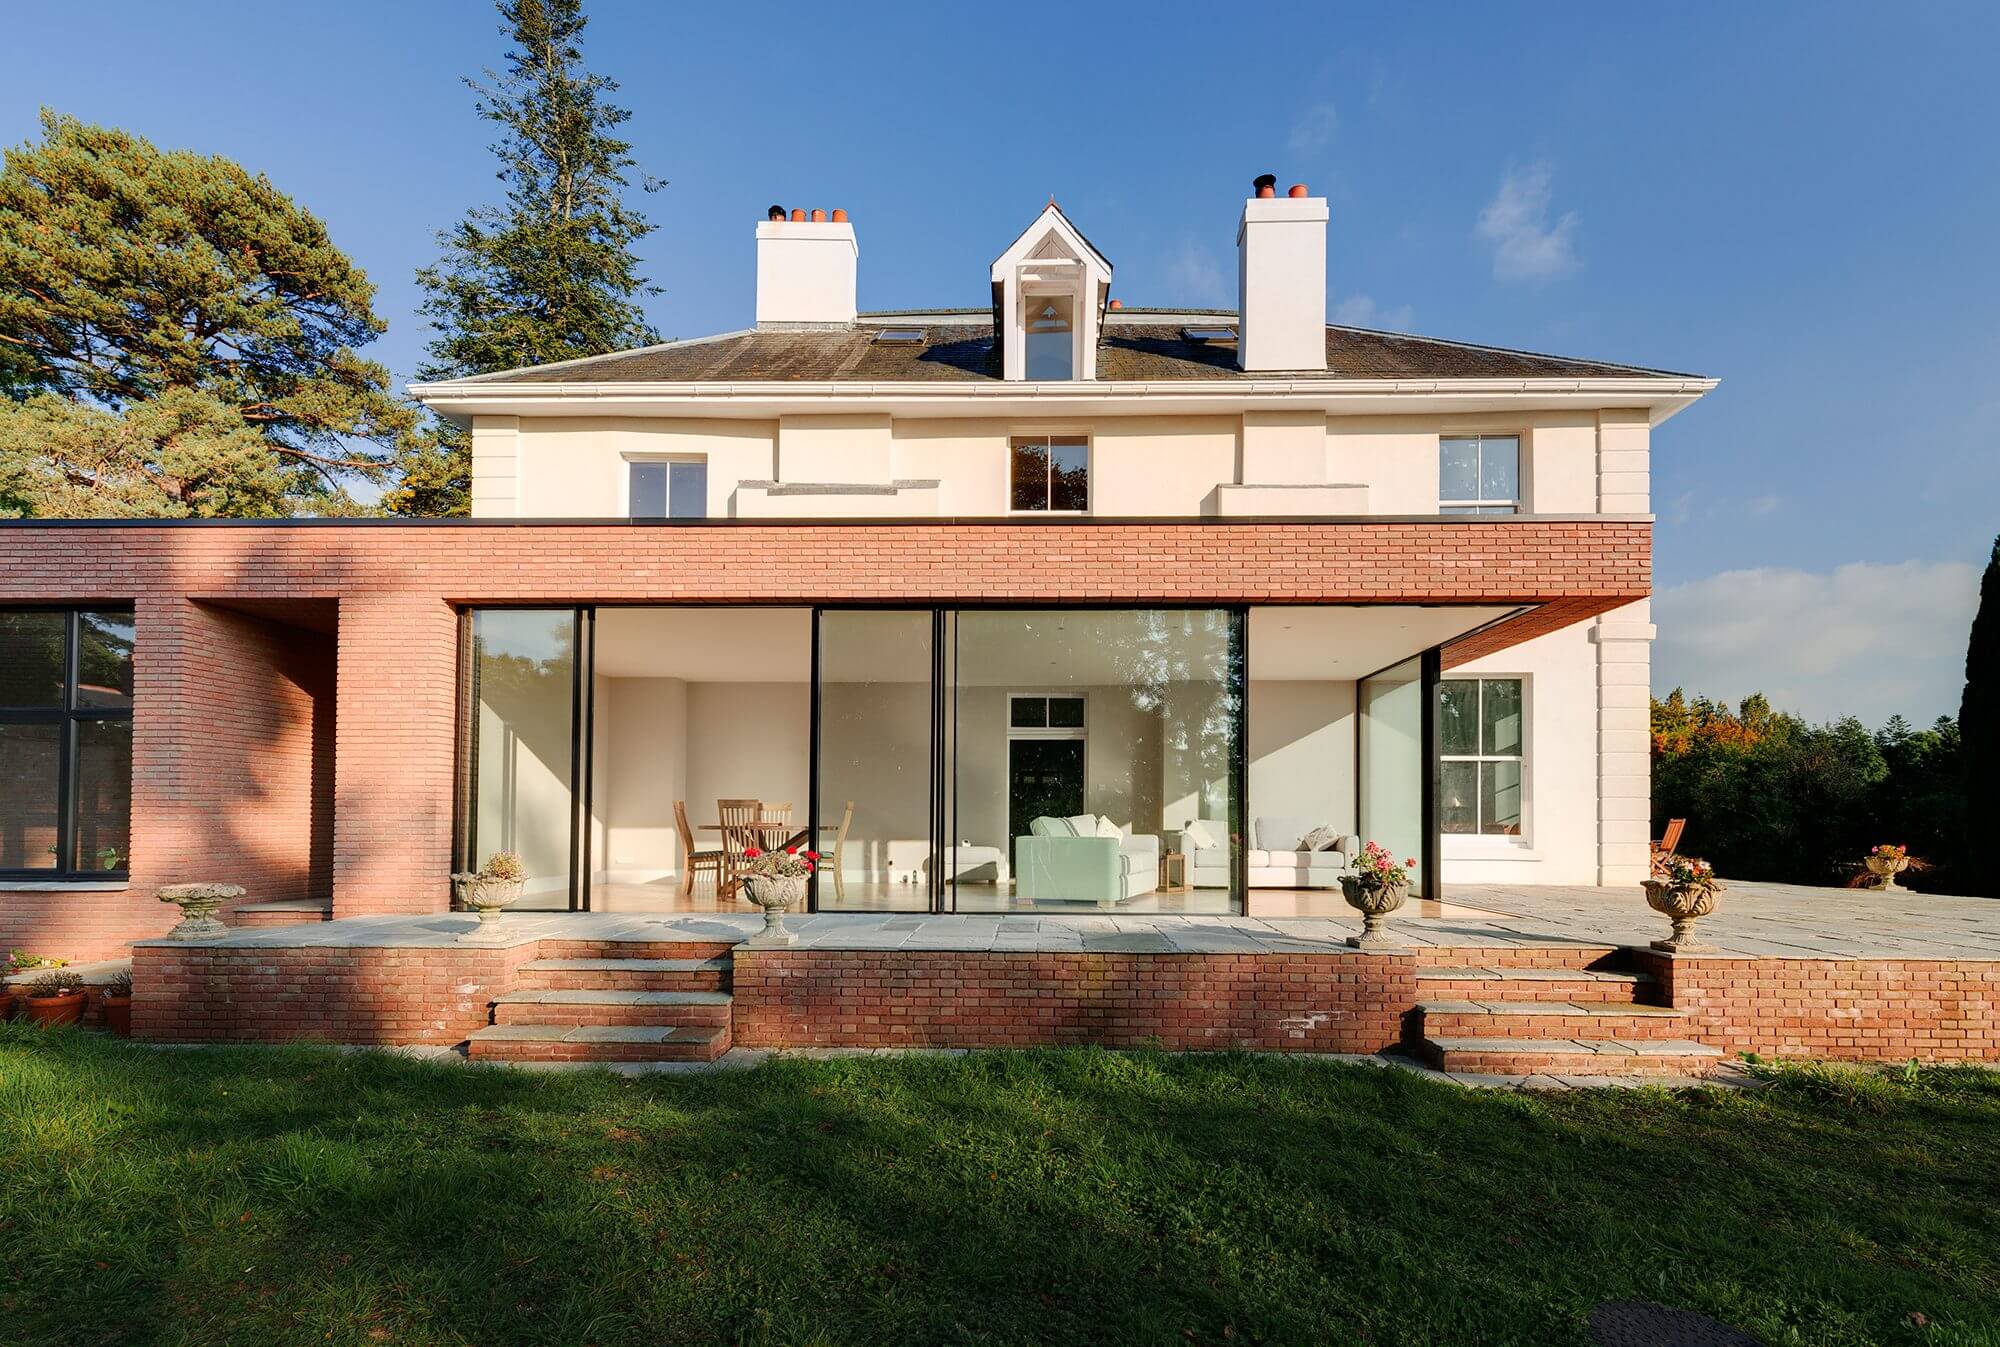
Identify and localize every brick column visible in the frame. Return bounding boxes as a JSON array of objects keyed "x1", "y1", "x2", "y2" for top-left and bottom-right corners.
[
  {"x1": 1590, "y1": 603, "x2": 1655, "y2": 885},
  {"x1": 333, "y1": 596, "x2": 458, "y2": 917}
]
